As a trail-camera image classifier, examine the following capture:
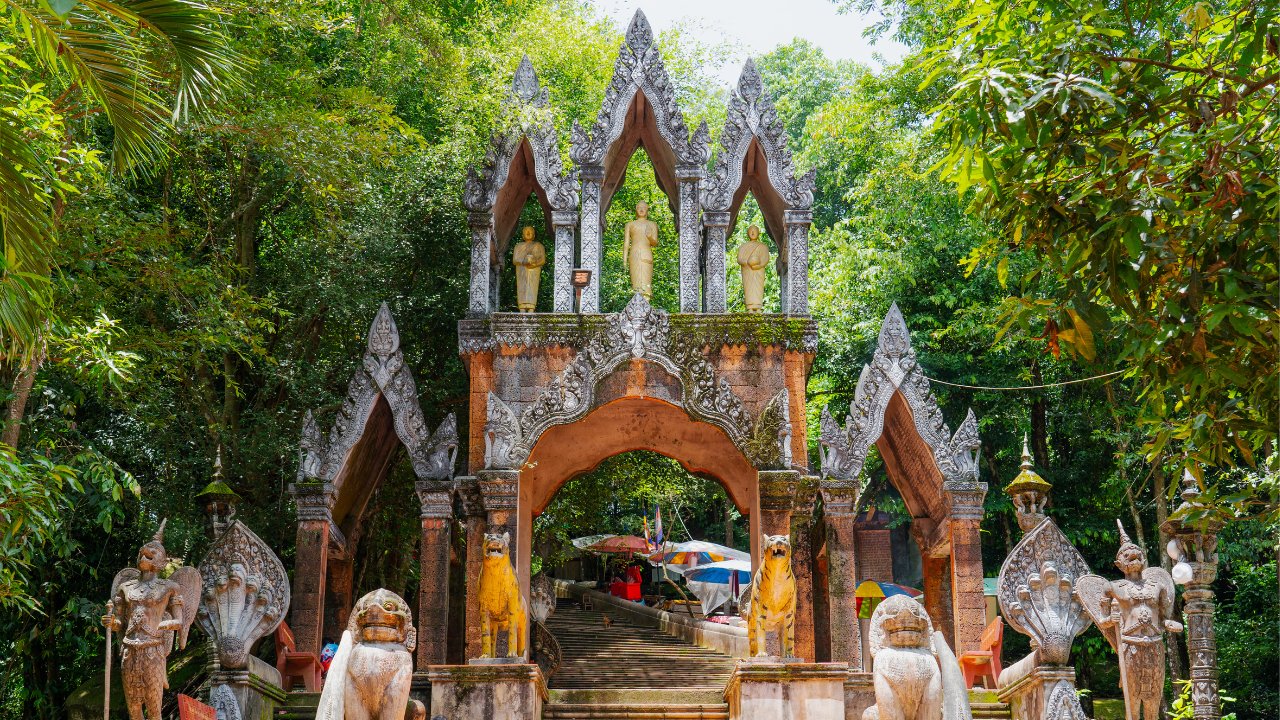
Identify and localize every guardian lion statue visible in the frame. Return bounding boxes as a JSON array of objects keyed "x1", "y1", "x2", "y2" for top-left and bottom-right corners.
[
  {"x1": 316, "y1": 589, "x2": 426, "y2": 720},
  {"x1": 478, "y1": 532, "x2": 528, "y2": 659},
  {"x1": 863, "y1": 594, "x2": 972, "y2": 720},
  {"x1": 741, "y1": 533, "x2": 797, "y2": 658}
]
